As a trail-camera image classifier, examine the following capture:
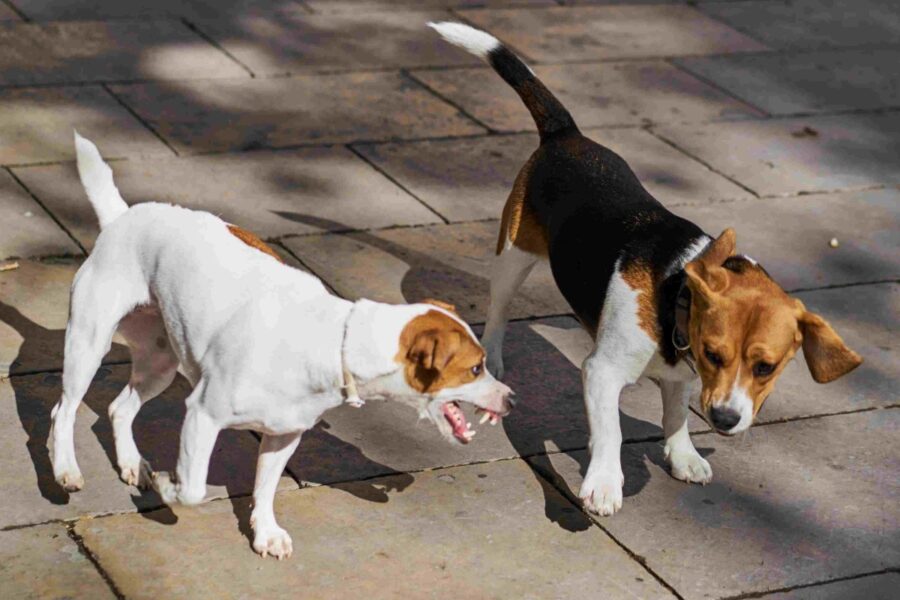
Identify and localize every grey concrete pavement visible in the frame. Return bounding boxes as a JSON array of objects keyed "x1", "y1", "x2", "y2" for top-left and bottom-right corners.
[{"x1": 0, "y1": 0, "x2": 897, "y2": 598}]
